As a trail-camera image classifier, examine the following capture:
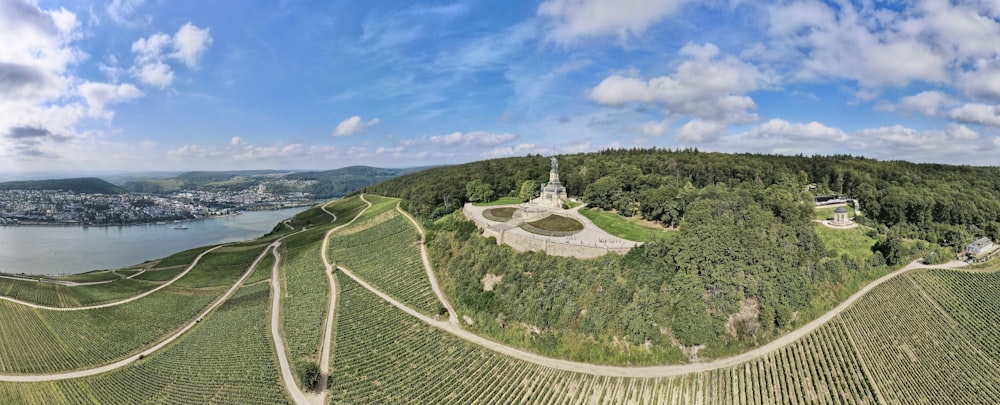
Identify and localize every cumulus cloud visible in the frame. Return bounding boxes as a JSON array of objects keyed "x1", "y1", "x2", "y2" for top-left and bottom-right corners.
[
  {"x1": 428, "y1": 131, "x2": 517, "y2": 147},
  {"x1": 948, "y1": 103, "x2": 1000, "y2": 127},
  {"x1": 488, "y1": 143, "x2": 538, "y2": 157},
  {"x1": 333, "y1": 116, "x2": 380, "y2": 137},
  {"x1": 637, "y1": 120, "x2": 669, "y2": 137},
  {"x1": 170, "y1": 23, "x2": 212, "y2": 68},
  {"x1": 129, "y1": 23, "x2": 212, "y2": 89},
  {"x1": 538, "y1": 0, "x2": 687, "y2": 43},
  {"x1": 590, "y1": 43, "x2": 768, "y2": 125},
  {"x1": 765, "y1": 0, "x2": 1000, "y2": 90},
  {"x1": 675, "y1": 119, "x2": 726, "y2": 142},
  {"x1": 106, "y1": 0, "x2": 148, "y2": 25},
  {"x1": 890, "y1": 91, "x2": 958, "y2": 117},
  {"x1": 749, "y1": 119, "x2": 848, "y2": 142},
  {"x1": 78, "y1": 82, "x2": 143, "y2": 120}
]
